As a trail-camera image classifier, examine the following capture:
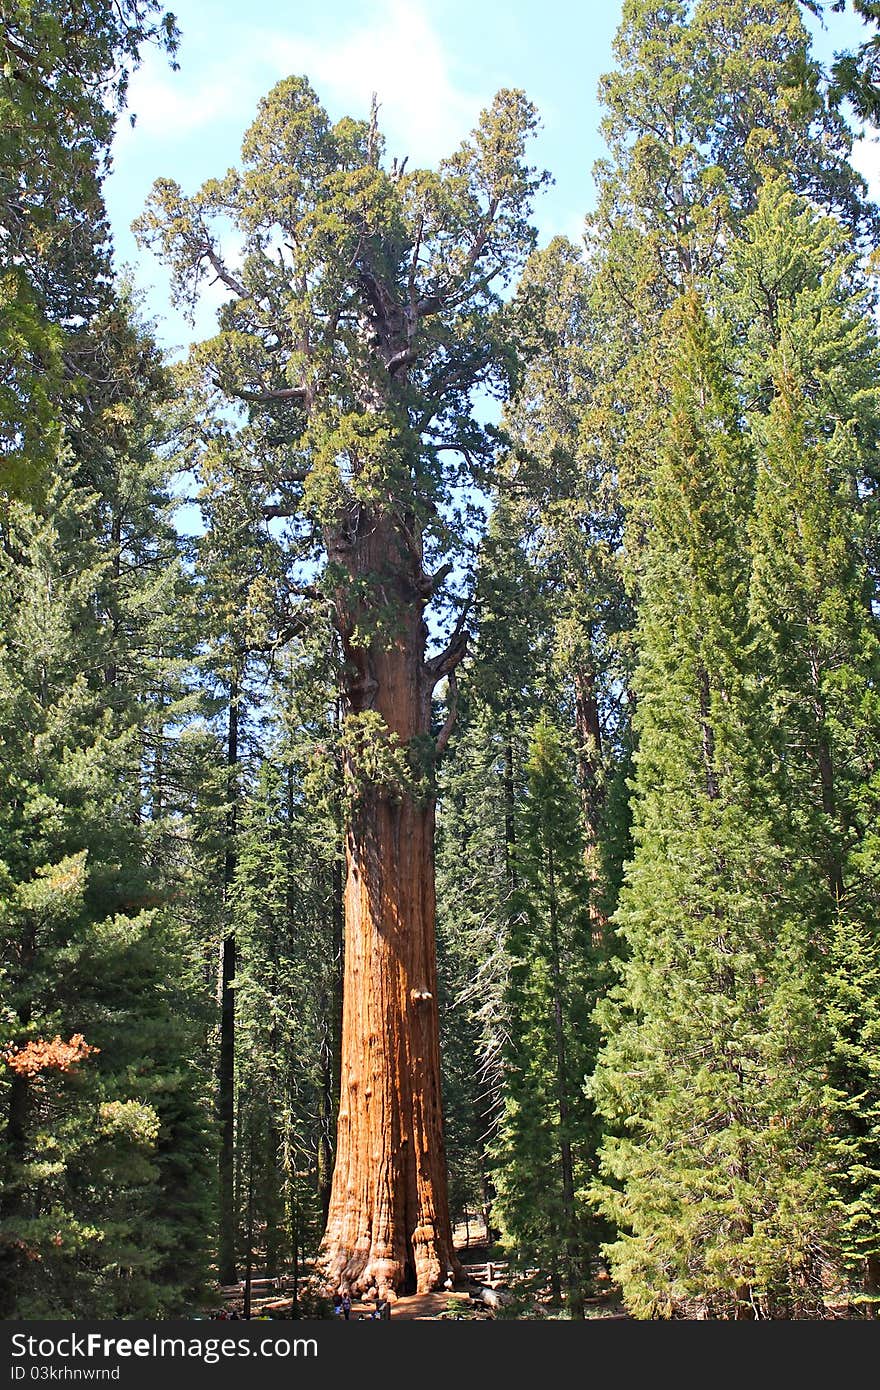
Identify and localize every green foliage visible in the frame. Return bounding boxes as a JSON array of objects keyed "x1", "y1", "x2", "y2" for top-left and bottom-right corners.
[
  {"x1": 0, "y1": 0, "x2": 178, "y2": 499},
  {"x1": 590, "y1": 286, "x2": 829, "y2": 1319},
  {"x1": 436, "y1": 697, "x2": 526, "y2": 1226},
  {"x1": 801, "y1": 1, "x2": 880, "y2": 122},
  {"x1": 232, "y1": 708, "x2": 342, "y2": 1277},
  {"x1": 134, "y1": 76, "x2": 548, "y2": 635},
  {"x1": 0, "y1": 291, "x2": 213, "y2": 1317},
  {"x1": 6, "y1": 0, "x2": 880, "y2": 1328},
  {"x1": 590, "y1": 172, "x2": 880, "y2": 1318},
  {"x1": 739, "y1": 176, "x2": 880, "y2": 1310},
  {"x1": 491, "y1": 717, "x2": 606, "y2": 1316}
]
